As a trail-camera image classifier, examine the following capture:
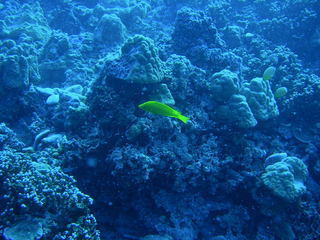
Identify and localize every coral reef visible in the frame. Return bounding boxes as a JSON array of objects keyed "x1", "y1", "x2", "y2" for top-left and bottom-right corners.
[{"x1": 1, "y1": 0, "x2": 320, "y2": 239}]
